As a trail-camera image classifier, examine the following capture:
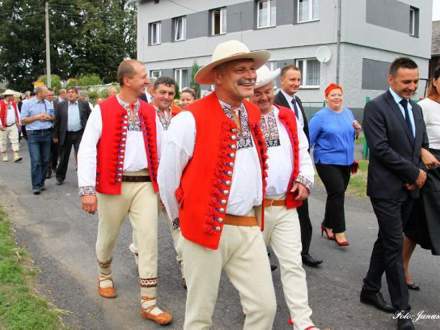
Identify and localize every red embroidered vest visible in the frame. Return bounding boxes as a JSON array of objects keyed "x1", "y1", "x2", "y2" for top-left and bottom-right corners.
[
  {"x1": 0, "y1": 100, "x2": 19, "y2": 127},
  {"x1": 176, "y1": 93, "x2": 268, "y2": 250},
  {"x1": 96, "y1": 96, "x2": 159, "y2": 194},
  {"x1": 276, "y1": 105, "x2": 303, "y2": 209}
]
